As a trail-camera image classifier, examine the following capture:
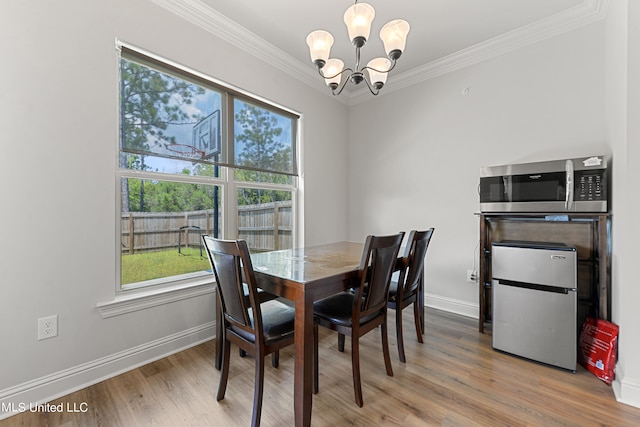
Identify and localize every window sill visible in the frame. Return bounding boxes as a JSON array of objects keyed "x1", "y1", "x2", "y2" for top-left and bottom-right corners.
[{"x1": 97, "y1": 278, "x2": 215, "y2": 319}]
